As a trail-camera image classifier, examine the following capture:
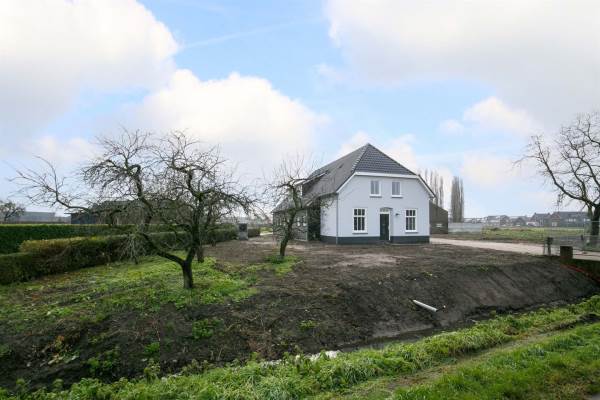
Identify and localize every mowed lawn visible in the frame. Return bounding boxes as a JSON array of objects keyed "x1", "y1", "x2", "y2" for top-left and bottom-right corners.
[{"x1": 438, "y1": 226, "x2": 586, "y2": 244}]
